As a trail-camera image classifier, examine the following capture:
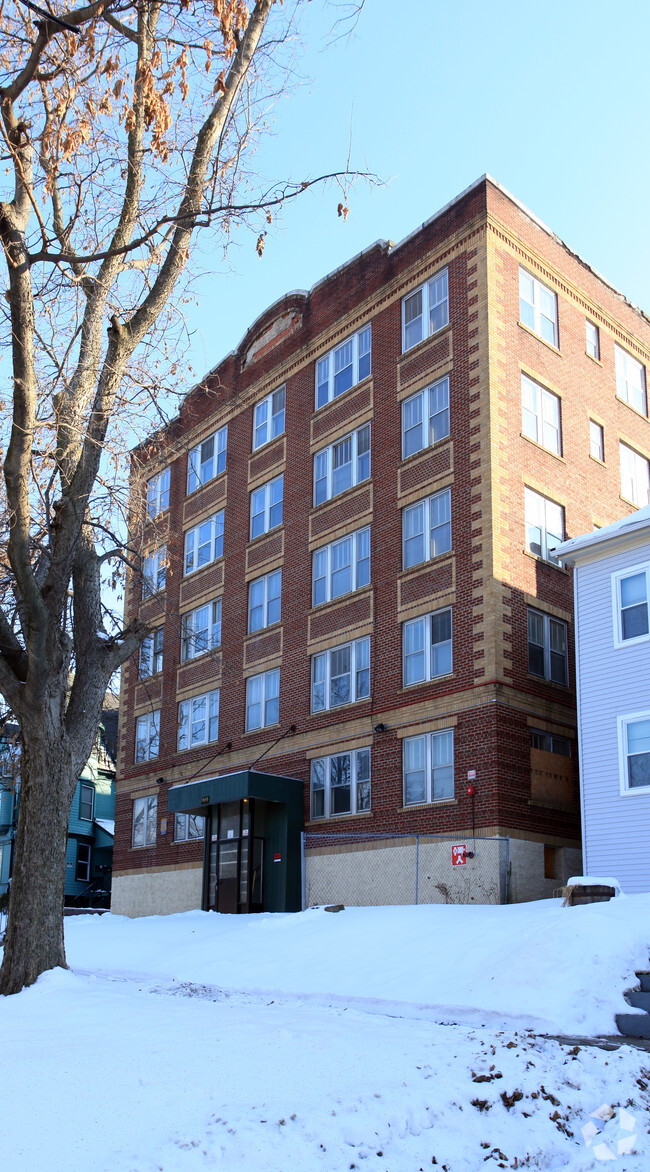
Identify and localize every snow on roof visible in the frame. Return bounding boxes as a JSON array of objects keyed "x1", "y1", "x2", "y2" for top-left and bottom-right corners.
[
  {"x1": 94, "y1": 819, "x2": 115, "y2": 837},
  {"x1": 554, "y1": 503, "x2": 650, "y2": 563}
]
